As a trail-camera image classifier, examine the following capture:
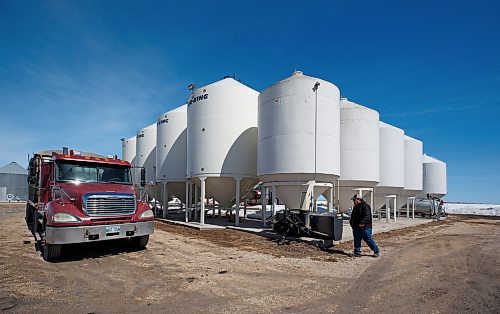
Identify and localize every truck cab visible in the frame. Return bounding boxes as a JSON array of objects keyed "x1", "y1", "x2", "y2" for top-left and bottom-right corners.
[{"x1": 26, "y1": 149, "x2": 154, "y2": 261}]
